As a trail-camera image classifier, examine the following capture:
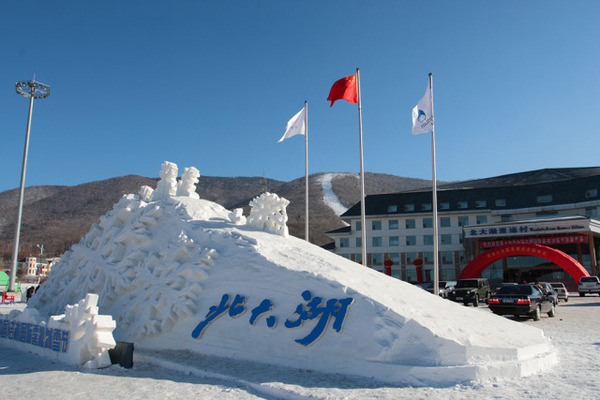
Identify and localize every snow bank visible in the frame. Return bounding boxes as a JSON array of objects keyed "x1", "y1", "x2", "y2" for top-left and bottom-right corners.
[{"x1": 26, "y1": 162, "x2": 556, "y2": 386}]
